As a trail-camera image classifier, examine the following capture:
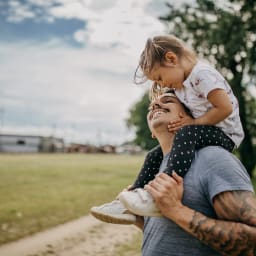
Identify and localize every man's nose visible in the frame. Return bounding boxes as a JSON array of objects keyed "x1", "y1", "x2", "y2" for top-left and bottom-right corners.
[
  {"x1": 158, "y1": 81, "x2": 164, "y2": 87},
  {"x1": 152, "y1": 102, "x2": 162, "y2": 110}
]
